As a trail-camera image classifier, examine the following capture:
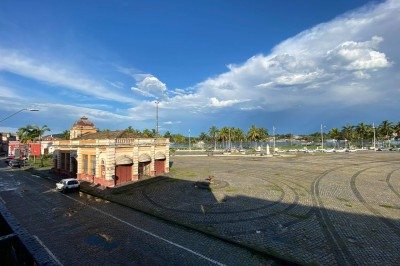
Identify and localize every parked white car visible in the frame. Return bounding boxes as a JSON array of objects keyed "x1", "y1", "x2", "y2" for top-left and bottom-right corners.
[{"x1": 56, "y1": 178, "x2": 80, "y2": 193}]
